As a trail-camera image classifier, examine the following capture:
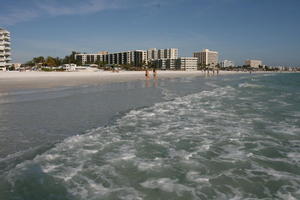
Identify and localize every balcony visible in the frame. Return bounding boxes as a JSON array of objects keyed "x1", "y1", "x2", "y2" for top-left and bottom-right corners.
[
  {"x1": 0, "y1": 46, "x2": 4, "y2": 50},
  {"x1": 0, "y1": 62, "x2": 6, "y2": 67},
  {"x1": 4, "y1": 46, "x2": 11, "y2": 50},
  {"x1": 0, "y1": 36, "x2": 10, "y2": 40},
  {"x1": 4, "y1": 52, "x2": 11, "y2": 56}
]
